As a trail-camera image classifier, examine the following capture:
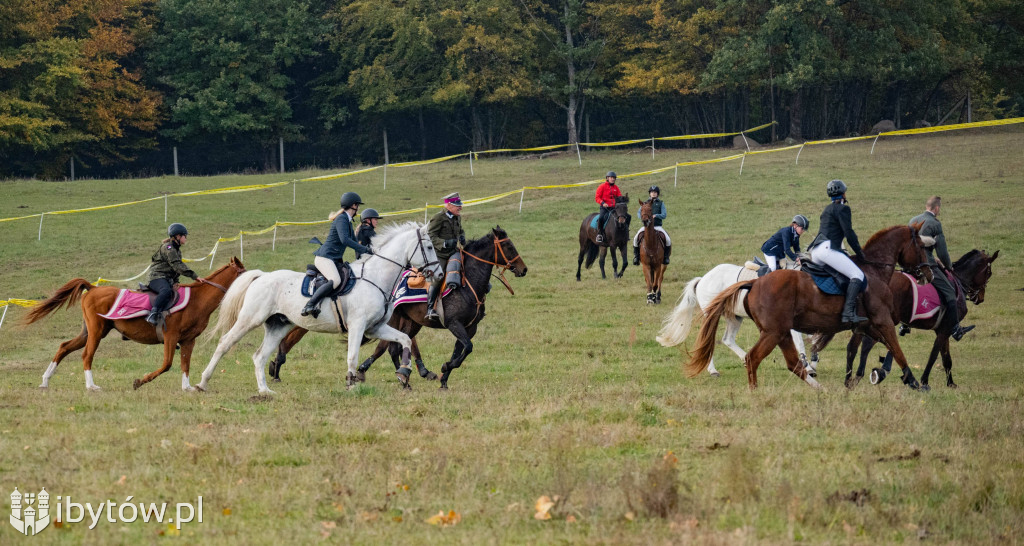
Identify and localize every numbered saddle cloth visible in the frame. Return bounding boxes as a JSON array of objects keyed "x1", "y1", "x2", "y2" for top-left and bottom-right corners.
[
  {"x1": 99, "y1": 287, "x2": 190, "y2": 320},
  {"x1": 904, "y1": 270, "x2": 963, "y2": 323}
]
